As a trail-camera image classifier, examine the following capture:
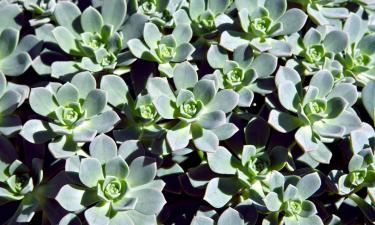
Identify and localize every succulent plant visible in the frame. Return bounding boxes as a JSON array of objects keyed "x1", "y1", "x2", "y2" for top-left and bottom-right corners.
[
  {"x1": 128, "y1": 22, "x2": 195, "y2": 77},
  {"x1": 263, "y1": 171, "x2": 323, "y2": 225},
  {"x1": 49, "y1": 0, "x2": 137, "y2": 79},
  {"x1": 100, "y1": 75, "x2": 164, "y2": 143},
  {"x1": 207, "y1": 44, "x2": 277, "y2": 107},
  {"x1": 220, "y1": 0, "x2": 307, "y2": 56},
  {"x1": 20, "y1": 72, "x2": 120, "y2": 158},
  {"x1": 56, "y1": 134, "x2": 166, "y2": 225},
  {"x1": 146, "y1": 62, "x2": 239, "y2": 152},
  {"x1": 335, "y1": 13, "x2": 375, "y2": 85},
  {"x1": 0, "y1": 72, "x2": 29, "y2": 136},
  {"x1": 191, "y1": 203, "x2": 257, "y2": 225},
  {"x1": 131, "y1": 0, "x2": 187, "y2": 28},
  {"x1": 173, "y1": 0, "x2": 232, "y2": 37},
  {"x1": 1, "y1": 0, "x2": 375, "y2": 224},
  {"x1": 329, "y1": 148, "x2": 375, "y2": 195},
  {"x1": 0, "y1": 28, "x2": 36, "y2": 77},
  {"x1": 286, "y1": 27, "x2": 348, "y2": 76},
  {"x1": 268, "y1": 67, "x2": 362, "y2": 166},
  {"x1": 204, "y1": 117, "x2": 288, "y2": 209},
  {"x1": 289, "y1": 0, "x2": 349, "y2": 25}
]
